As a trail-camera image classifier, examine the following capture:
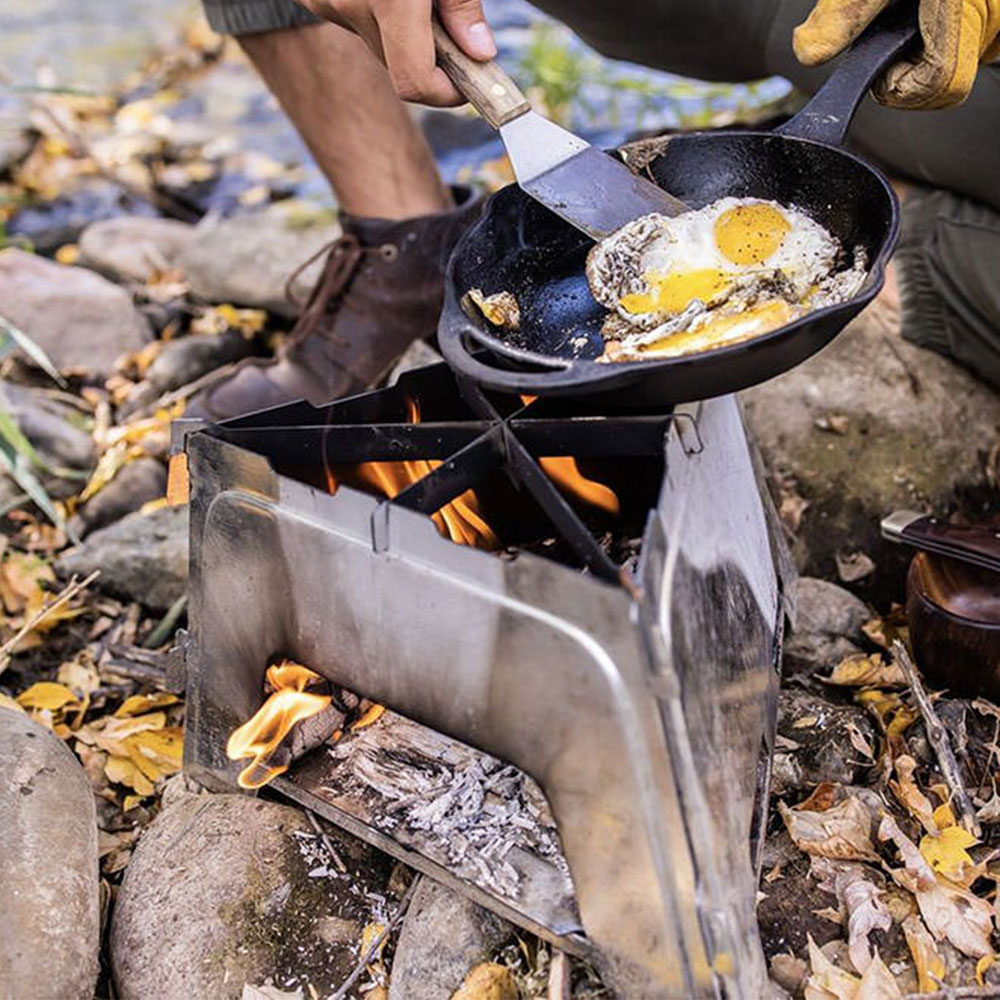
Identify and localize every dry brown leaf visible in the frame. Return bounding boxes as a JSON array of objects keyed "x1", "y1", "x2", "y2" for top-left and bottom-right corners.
[
  {"x1": 889, "y1": 755, "x2": 938, "y2": 835},
  {"x1": 901, "y1": 914, "x2": 945, "y2": 994},
  {"x1": 854, "y1": 953, "x2": 900, "y2": 999},
  {"x1": 797, "y1": 782, "x2": 838, "y2": 813},
  {"x1": 805, "y1": 935, "x2": 859, "y2": 1000},
  {"x1": 104, "y1": 754, "x2": 155, "y2": 797},
  {"x1": 841, "y1": 873, "x2": 891, "y2": 973},
  {"x1": 451, "y1": 962, "x2": 518, "y2": 1000},
  {"x1": 828, "y1": 654, "x2": 906, "y2": 689},
  {"x1": 0, "y1": 552, "x2": 53, "y2": 614},
  {"x1": 780, "y1": 795, "x2": 877, "y2": 862}
]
